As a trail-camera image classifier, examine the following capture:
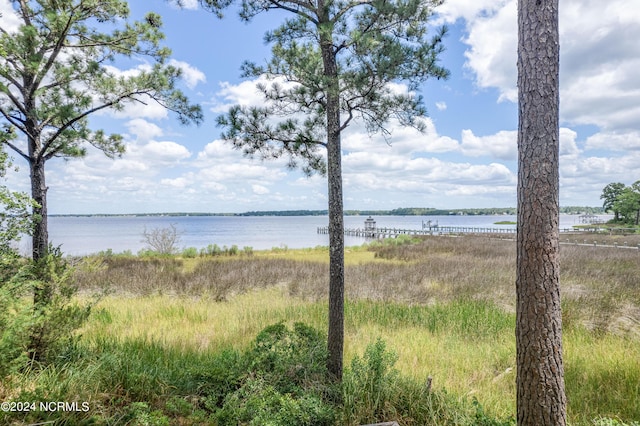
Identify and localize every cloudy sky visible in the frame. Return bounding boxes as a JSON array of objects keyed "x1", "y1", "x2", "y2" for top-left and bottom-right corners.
[{"x1": 1, "y1": 0, "x2": 638, "y2": 214}]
